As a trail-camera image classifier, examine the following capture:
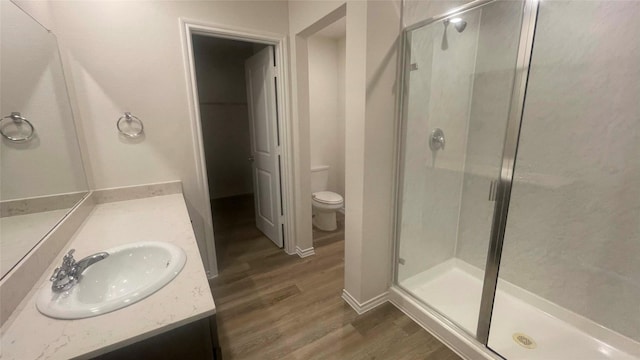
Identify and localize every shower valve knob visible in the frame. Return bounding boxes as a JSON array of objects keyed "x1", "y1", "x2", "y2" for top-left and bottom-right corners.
[{"x1": 430, "y1": 128, "x2": 445, "y2": 151}]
